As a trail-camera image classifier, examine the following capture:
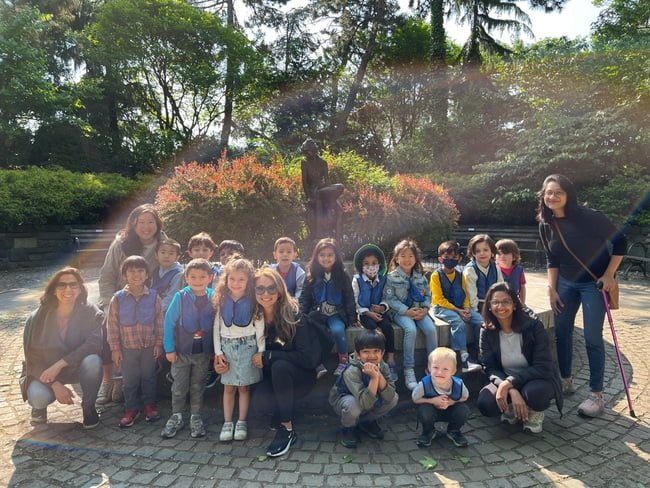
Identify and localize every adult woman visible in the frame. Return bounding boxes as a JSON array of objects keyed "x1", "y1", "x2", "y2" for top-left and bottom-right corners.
[
  {"x1": 251, "y1": 267, "x2": 319, "y2": 457},
  {"x1": 21, "y1": 267, "x2": 104, "y2": 428},
  {"x1": 97, "y1": 203, "x2": 165, "y2": 404},
  {"x1": 477, "y1": 283, "x2": 562, "y2": 433},
  {"x1": 537, "y1": 174, "x2": 627, "y2": 417}
]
